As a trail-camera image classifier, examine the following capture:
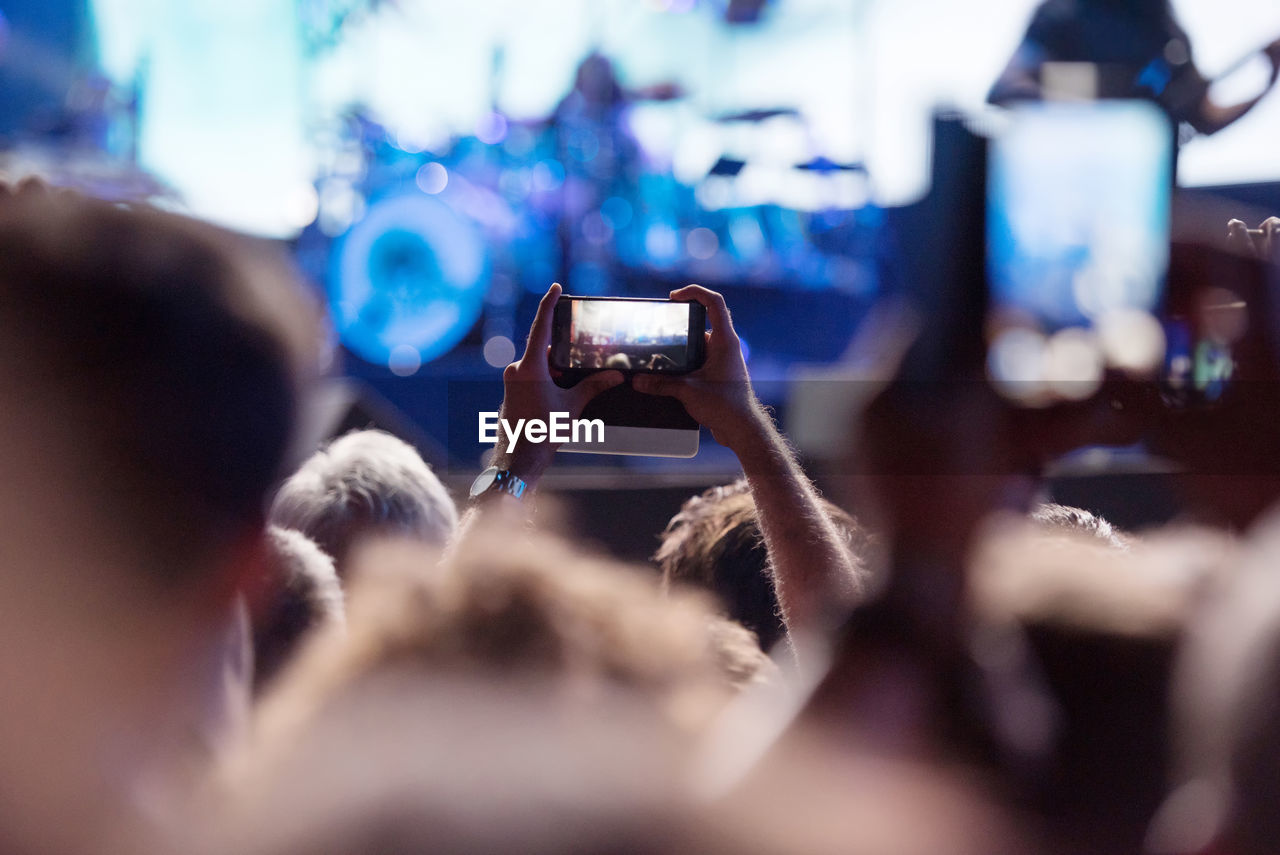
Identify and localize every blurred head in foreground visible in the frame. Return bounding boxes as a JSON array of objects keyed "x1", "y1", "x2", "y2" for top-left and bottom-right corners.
[
  {"x1": 968, "y1": 514, "x2": 1227, "y2": 853},
  {"x1": 221, "y1": 671, "x2": 1026, "y2": 855},
  {"x1": 692, "y1": 725, "x2": 1032, "y2": 855},
  {"x1": 0, "y1": 183, "x2": 320, "y2": 852},
  {"x1": 220, "y1": 526, "x2": 1019, "y2": 855},
  {"x1": 220, "y1": 682, "x2": 1030, "y2": 855},
  {"x1": 269, "y1": 429, "x2": 458, "y2": 577},
  {"x1": 254, "y1": 526, "x2": 773, "y2": 750},
  {"x1": 218, "y1": 527, "x2": 771, "y2": 852},
  {"x1": 655, "y1": 478, "x2": 870, "y2": 651},
  {"x1": 219, "y1": 675, "x2": 694, "y2": 855},
  {"x1": 1152, "y1": 519, "x2": 1280, "y2": 855}
]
